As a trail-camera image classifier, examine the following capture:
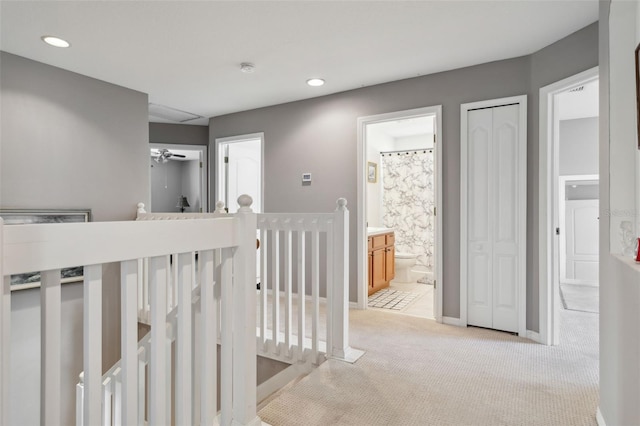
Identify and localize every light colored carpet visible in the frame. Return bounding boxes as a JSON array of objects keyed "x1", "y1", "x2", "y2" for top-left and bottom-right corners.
[
  {"x1": 560, "y1": 284, "x2": 599, "y2": 314},
  {"x1": 368, "y1": 289, "x2": 417, "y2": 310},
  {"x1": 259, "y1": 308, "x2": 598, "y2": 425}
]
